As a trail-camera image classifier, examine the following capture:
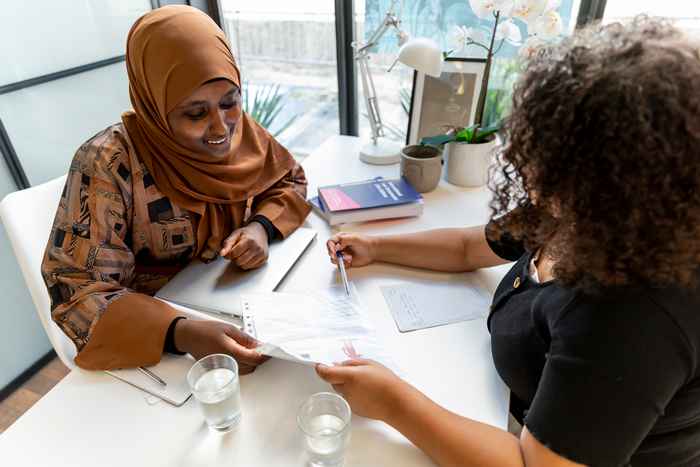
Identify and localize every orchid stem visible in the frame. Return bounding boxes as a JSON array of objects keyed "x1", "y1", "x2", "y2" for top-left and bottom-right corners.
[{"x1": 474, "y1": 10, "x2": 500, "y2": 129}]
